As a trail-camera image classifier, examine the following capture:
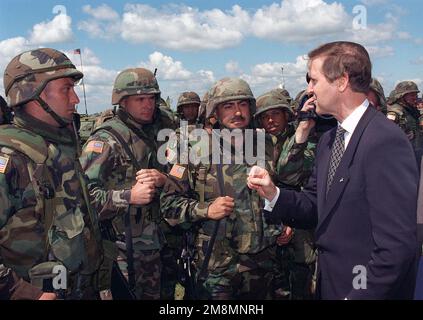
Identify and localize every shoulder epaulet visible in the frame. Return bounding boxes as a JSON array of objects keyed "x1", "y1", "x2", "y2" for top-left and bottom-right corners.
[
  {"x1": 0, "y1": 125, "x2": 48, "y2": 164},
  {"x1": 92, "y1": 117, "x2": 131, "y2": 143}
]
